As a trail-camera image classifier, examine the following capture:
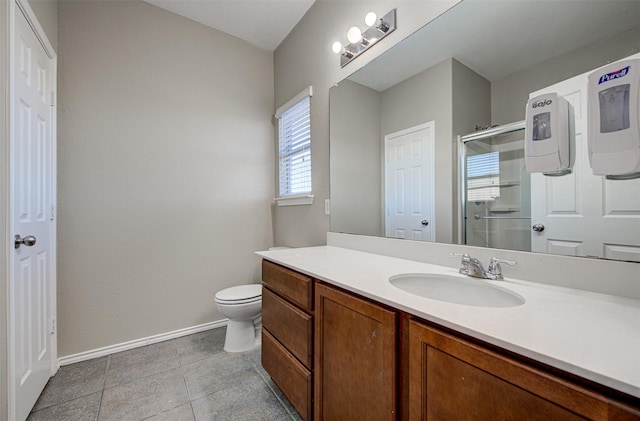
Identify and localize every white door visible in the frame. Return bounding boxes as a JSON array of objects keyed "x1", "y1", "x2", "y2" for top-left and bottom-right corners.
[
  {"x1": 385, "y1": 122, "x2": 435, "y2": 241},
  {"x1": 9, "y1": 2, "x2": 57, "y2": 420},
  {"x1": 530, "y1": 53, "x2": 640, "y2": 261}
]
